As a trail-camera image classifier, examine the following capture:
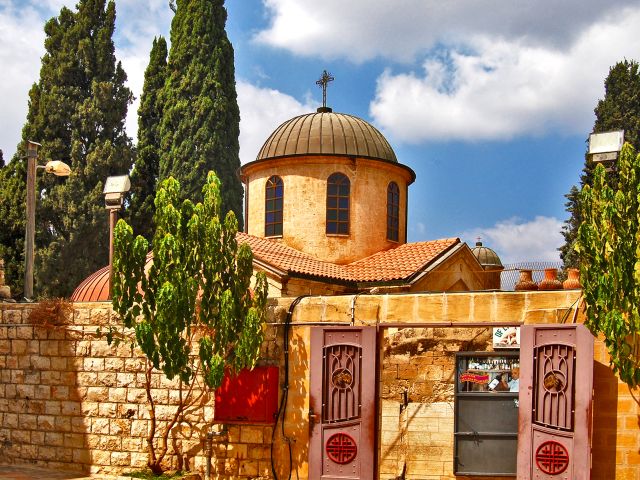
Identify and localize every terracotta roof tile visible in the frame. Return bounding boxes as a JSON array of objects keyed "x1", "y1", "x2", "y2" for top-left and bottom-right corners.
[
  {"x1": 71, "y1": 234, "x2": 460, "y2": 302},
  {"x1": 345, "y1": 238, "x2": 460, "y2": 282},
  {"x1": 236, "y1": 233, "x2": 348, "y2": 280},
  {"x1": 238, "y1": 233, "x2": 459, "y2": 283}
]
